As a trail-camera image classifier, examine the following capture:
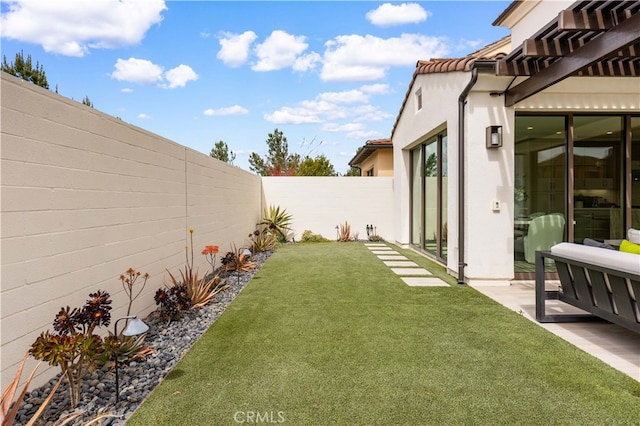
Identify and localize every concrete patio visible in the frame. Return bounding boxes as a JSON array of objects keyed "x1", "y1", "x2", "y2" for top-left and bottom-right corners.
[{"x1": 473, "y1": 281, "x2": 640, "y2": 382}]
